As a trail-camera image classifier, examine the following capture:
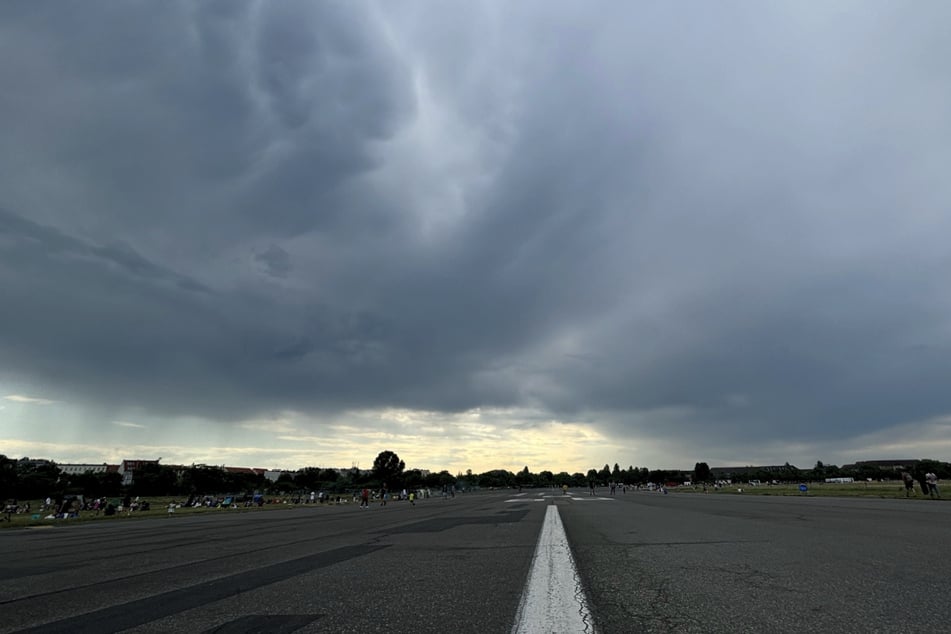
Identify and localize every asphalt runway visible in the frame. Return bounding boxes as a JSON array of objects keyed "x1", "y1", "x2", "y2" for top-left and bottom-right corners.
[{"x1": 1, "y1": 490, "x2": 948, "y2": 633}]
